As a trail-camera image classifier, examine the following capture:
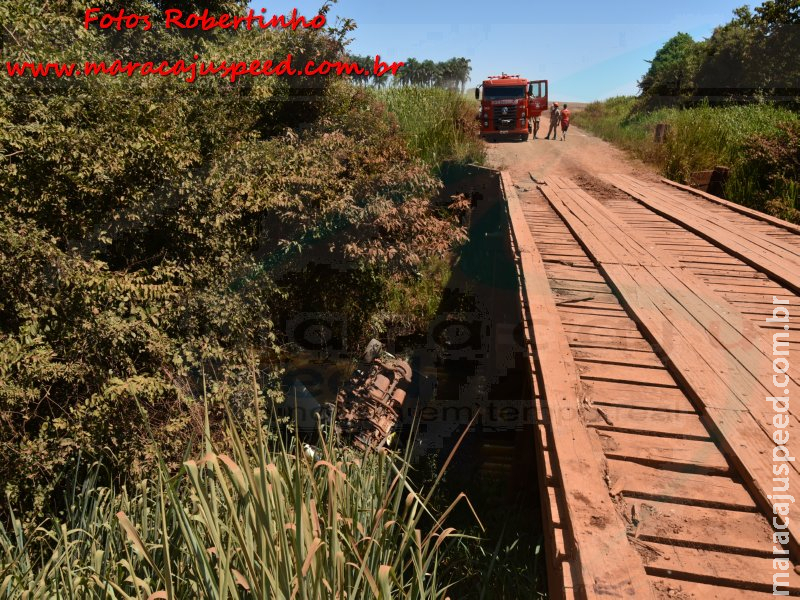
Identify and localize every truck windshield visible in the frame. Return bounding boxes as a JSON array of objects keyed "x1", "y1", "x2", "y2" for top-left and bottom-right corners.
[{"x1": 483, "y1": 86, "x2": 525, "y2": 100}]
